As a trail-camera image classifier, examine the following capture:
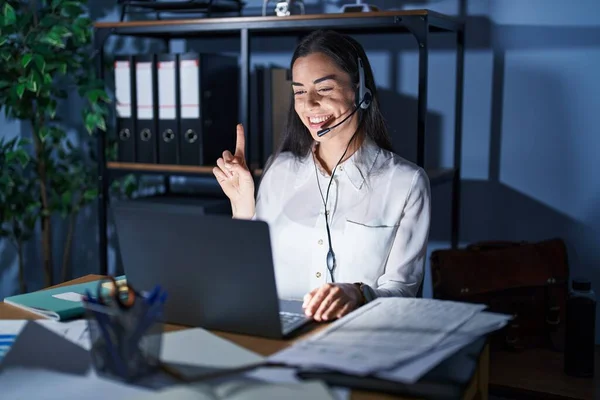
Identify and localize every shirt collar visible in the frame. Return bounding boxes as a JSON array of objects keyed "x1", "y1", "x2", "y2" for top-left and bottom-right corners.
[{"x1": 294, "y1": 137, "x2": 382, "y2": 190}]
